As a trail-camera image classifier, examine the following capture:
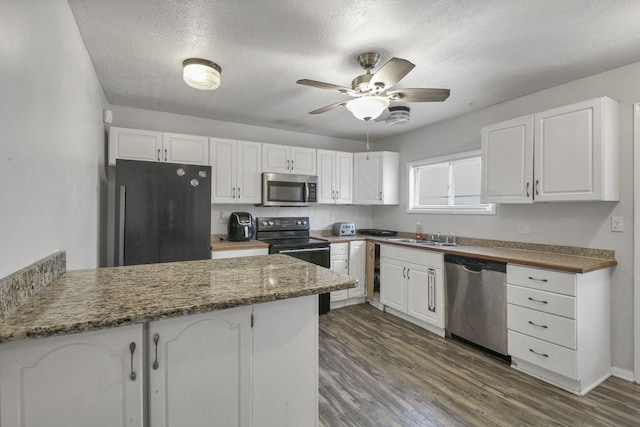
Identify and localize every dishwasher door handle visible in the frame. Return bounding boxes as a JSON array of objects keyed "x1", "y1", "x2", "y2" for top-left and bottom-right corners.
[{"x1": 462, "y1": 265, "x2": 483, "y2": 273}]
